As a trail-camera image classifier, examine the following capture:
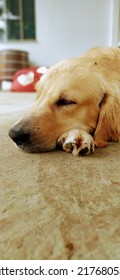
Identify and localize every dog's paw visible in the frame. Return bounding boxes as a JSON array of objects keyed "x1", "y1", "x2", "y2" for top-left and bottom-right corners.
[{"x1": 57, "y1": 129, "x2": 95, "y2": 156}]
